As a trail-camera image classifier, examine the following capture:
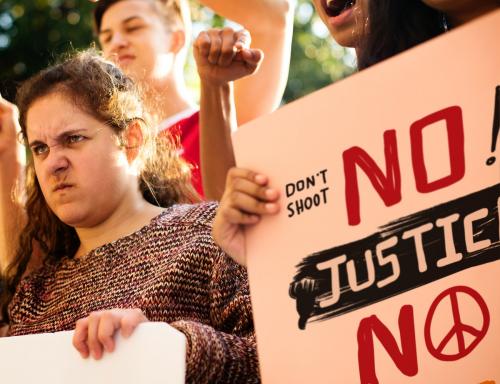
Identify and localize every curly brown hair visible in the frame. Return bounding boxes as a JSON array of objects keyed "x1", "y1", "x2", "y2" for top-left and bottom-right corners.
[{"x1": 0, "y1": 50, "x2": 199, "y2": 324}]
